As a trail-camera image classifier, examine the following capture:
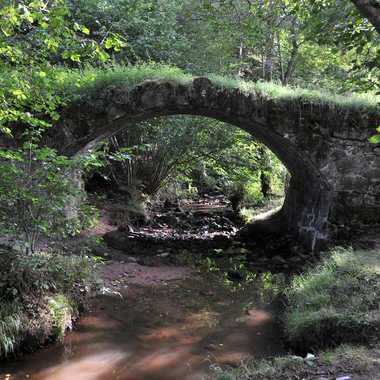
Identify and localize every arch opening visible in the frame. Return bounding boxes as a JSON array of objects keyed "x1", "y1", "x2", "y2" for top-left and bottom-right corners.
[{"x1": 83, "y1": 115, "x2": 289, "y2": 256}]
